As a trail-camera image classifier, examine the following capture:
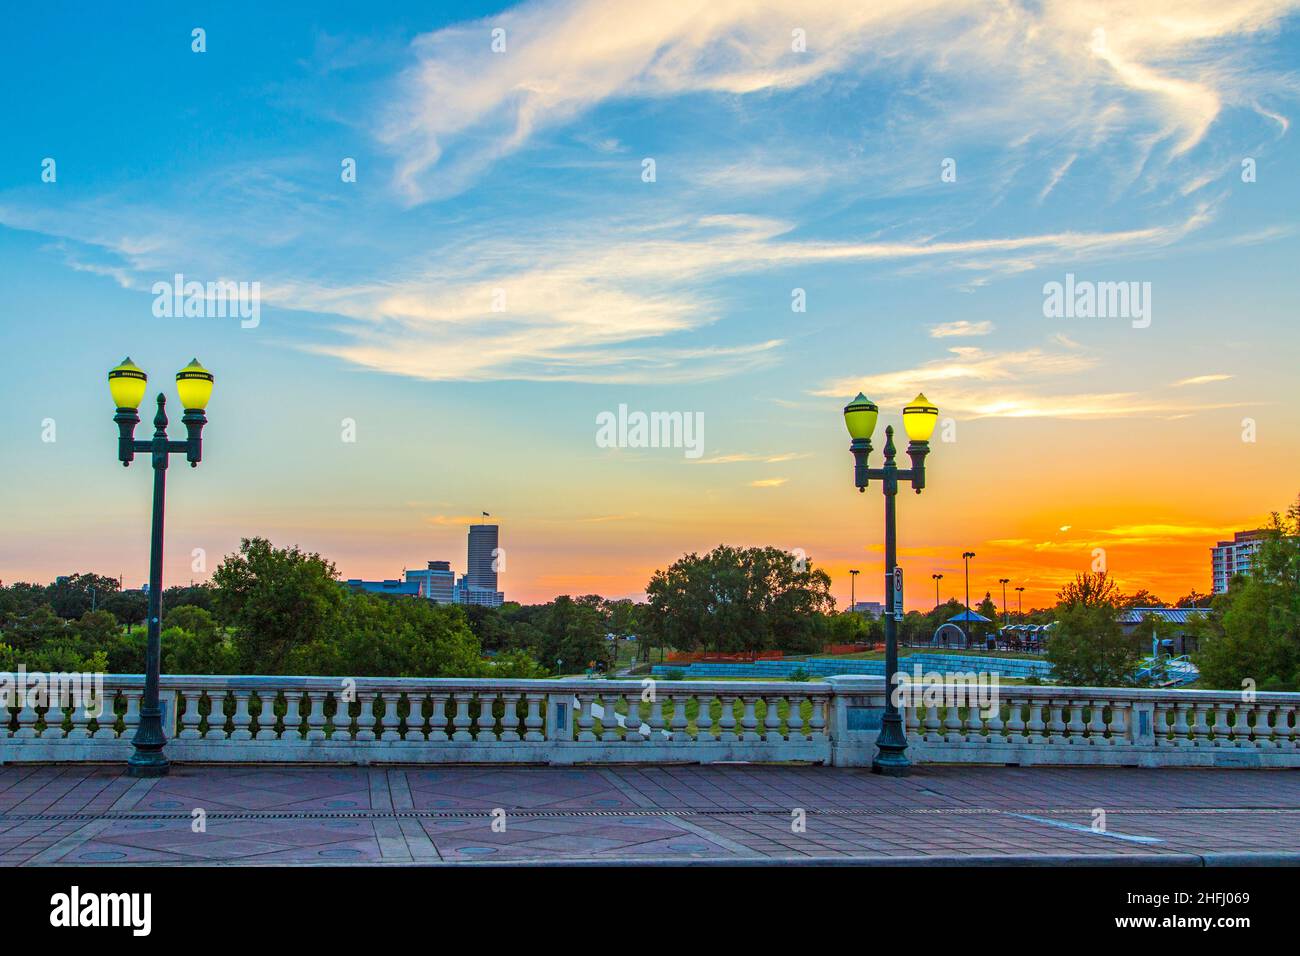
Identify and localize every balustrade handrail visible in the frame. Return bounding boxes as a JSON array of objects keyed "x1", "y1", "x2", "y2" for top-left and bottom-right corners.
[
  {"x1": 60, "y1": 674, "x2": 835, "y2": 696},
  {"x1": 9, "y1": 673, "x2": 1300, "y2": 704}
]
